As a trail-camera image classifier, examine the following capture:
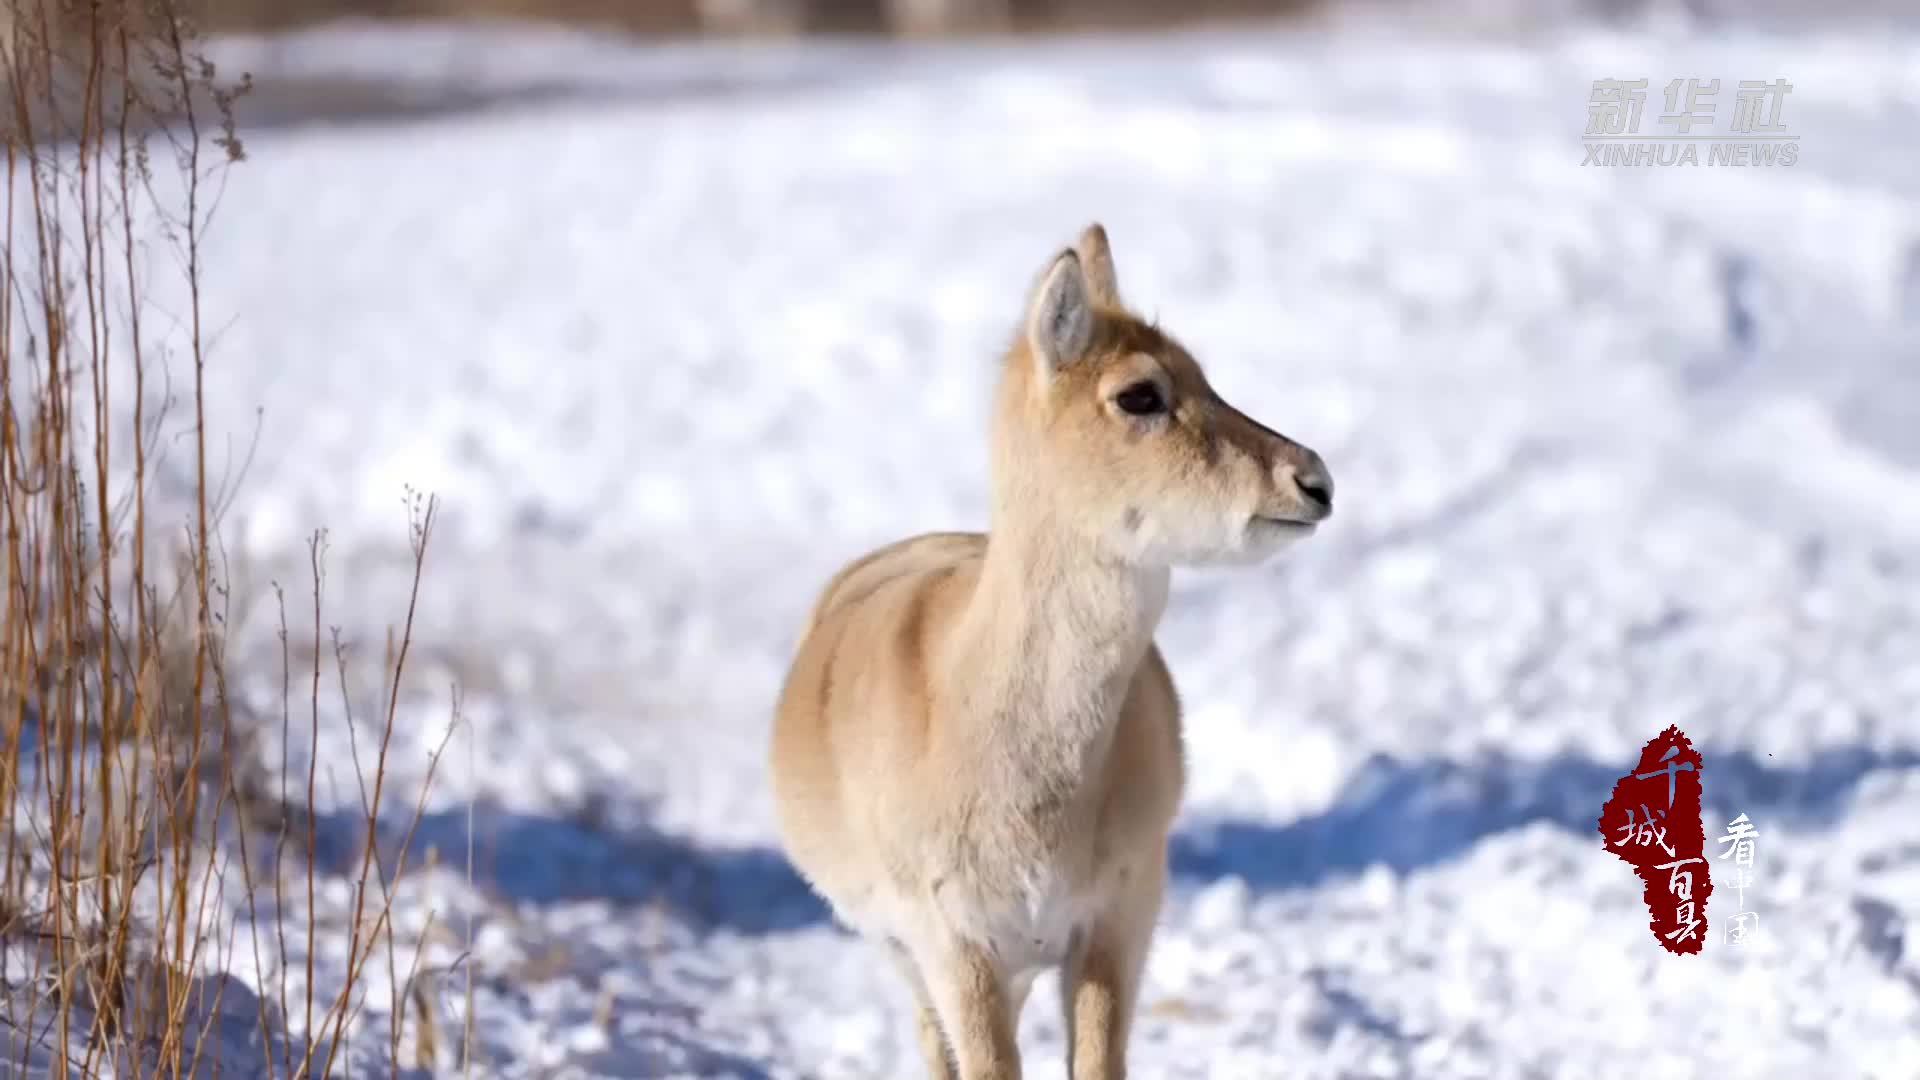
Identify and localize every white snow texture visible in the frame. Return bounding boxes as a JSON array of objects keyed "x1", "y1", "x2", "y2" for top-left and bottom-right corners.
[{"x1": 16, "y1": 12, "x2": 1920, "y2": 1080}]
